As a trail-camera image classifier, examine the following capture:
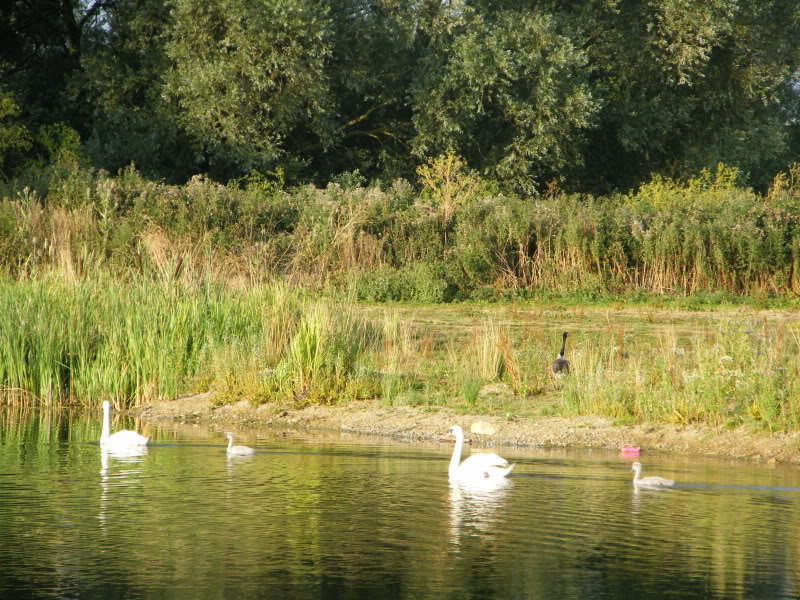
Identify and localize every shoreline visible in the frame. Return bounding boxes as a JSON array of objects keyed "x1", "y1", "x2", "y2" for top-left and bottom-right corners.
[{"x1": 137, "y1": 394, "x2": 800, "y2": 465}]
